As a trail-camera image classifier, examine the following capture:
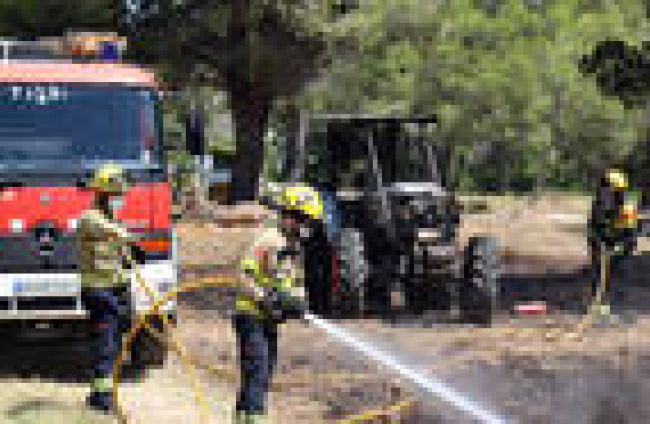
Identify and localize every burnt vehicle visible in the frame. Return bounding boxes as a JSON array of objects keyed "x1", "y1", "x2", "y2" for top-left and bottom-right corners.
[{"x1": 280, "y1": 114, "x2": 502, "y2": 325}]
